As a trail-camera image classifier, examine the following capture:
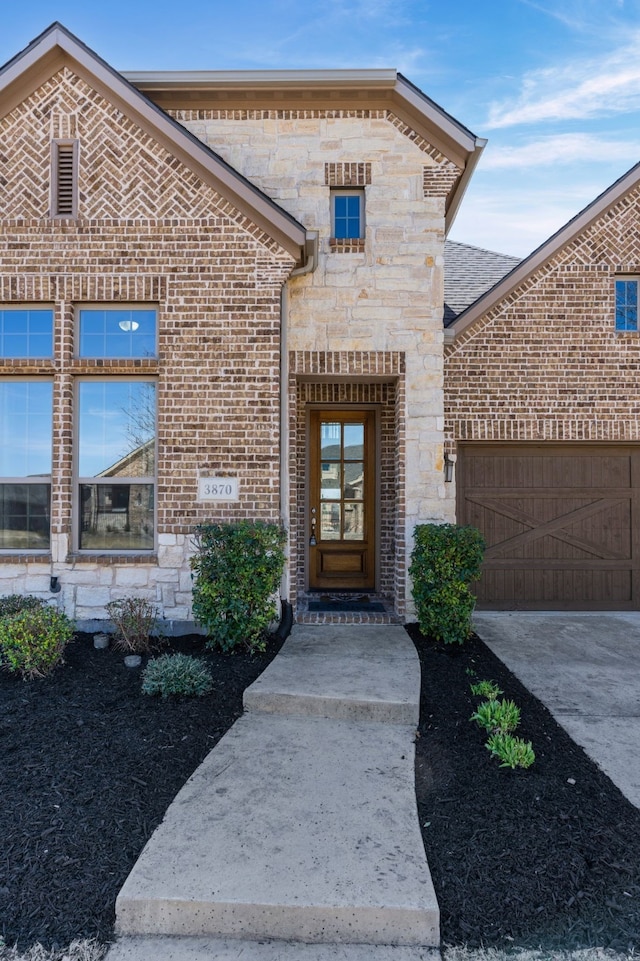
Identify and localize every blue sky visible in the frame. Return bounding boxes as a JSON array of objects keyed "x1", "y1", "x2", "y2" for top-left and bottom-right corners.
[{"x1": 2, "y1": 1, "x2": 640, "y2": 257}]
